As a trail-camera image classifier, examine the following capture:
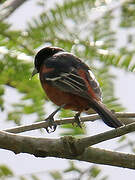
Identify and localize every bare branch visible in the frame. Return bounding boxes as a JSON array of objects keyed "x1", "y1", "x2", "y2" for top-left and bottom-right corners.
[
  {"x1": 3, "y1": 112, "x2": 135, "y2": 134},
  {"x1": 76, "y1": 122, "x2": 135, "y2": 152},
  {"x1": 1, "y1": 112, "x2": 135, "y2": 169},
  {"x1": 76, "y1": 146, "x2": 135, "y2": 169},
  {"x1": 0, "y1": 130, "x2": 135, "y2": 169},
  {"x1": 0, "y1": 0, "x2": 28, "y2": 21}
]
